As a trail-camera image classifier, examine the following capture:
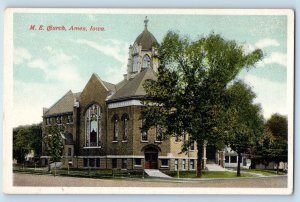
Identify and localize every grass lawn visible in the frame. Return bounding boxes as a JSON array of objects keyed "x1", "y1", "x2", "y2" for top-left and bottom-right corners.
[
  {"x1": 242, "y1": 169, "x2": 286, "y2": 176},
  {"x1": 15, "y1": 166, "x2": 283, "y2": 179},
  {"x1": 164, "y1": 171, "x2": 254, "y2": 178},
  {"x1": 13, "y1": 167, "x2": 146, "y2": 179}
]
